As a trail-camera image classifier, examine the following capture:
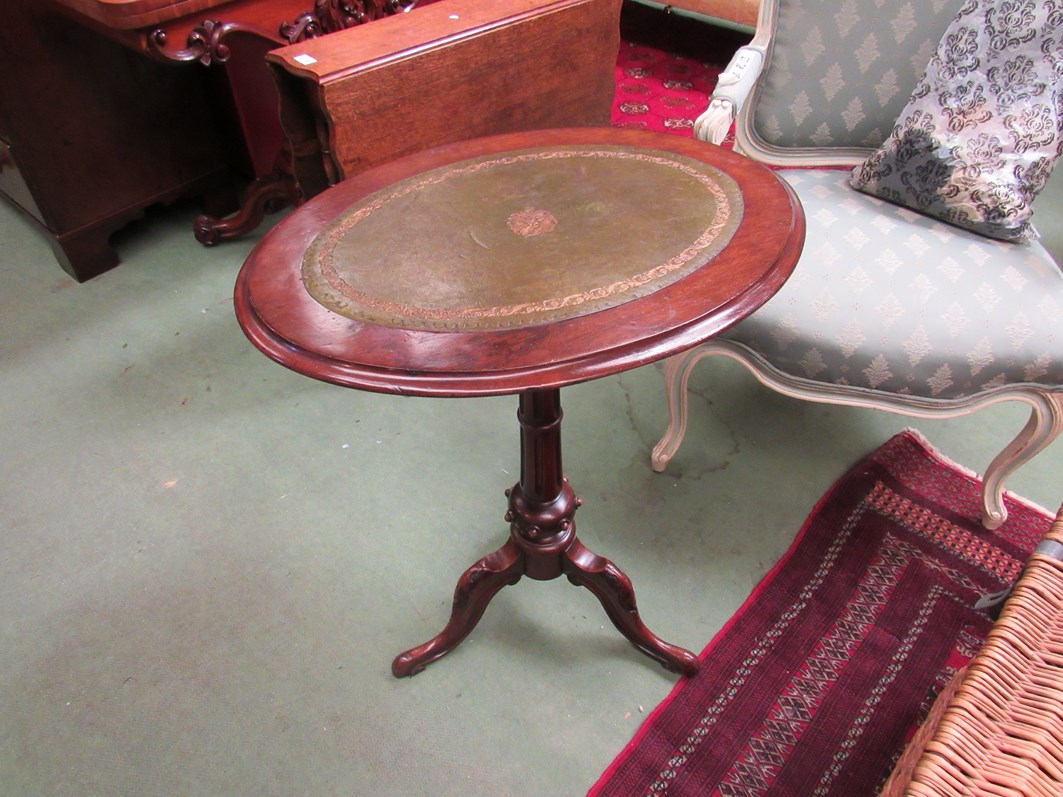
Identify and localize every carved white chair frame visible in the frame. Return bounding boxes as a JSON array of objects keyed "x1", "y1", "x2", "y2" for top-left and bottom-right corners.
[{"x1": 653, "y1": 0, "x2": 1063, "y2": 529}]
